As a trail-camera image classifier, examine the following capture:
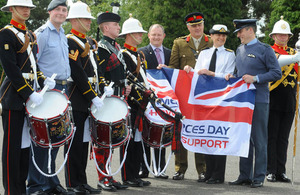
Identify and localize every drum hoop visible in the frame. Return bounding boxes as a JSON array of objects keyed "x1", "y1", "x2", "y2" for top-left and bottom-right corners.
[
  {"x1": 25, "y1": 89, "x2": 69, "y2": 121},
  {"x1": 145, "y1": 114, "x2": 173, "y2": 127}
]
